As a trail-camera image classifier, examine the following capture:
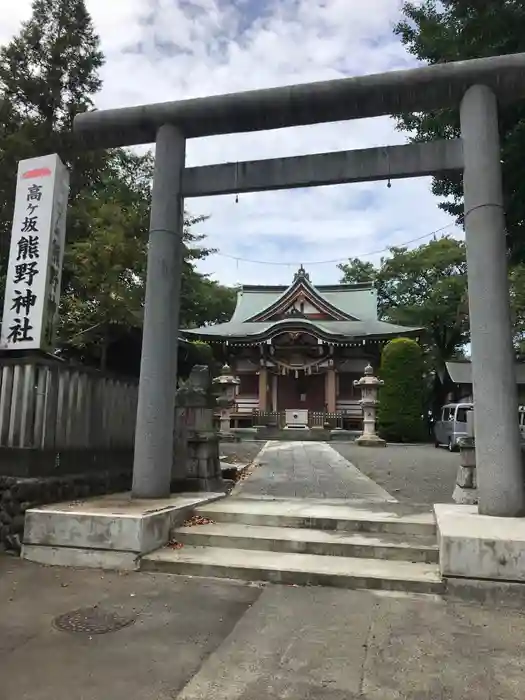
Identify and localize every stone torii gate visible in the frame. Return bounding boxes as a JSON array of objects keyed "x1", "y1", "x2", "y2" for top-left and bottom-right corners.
[{"x1": 74, "y1": 54, "x2": 525, "y2": 517}]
